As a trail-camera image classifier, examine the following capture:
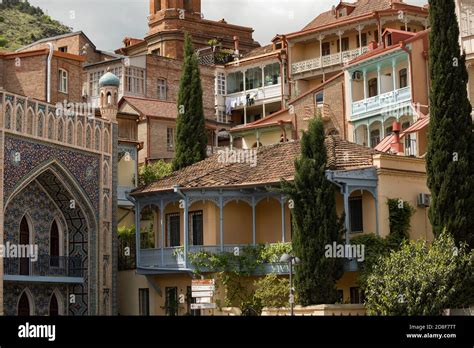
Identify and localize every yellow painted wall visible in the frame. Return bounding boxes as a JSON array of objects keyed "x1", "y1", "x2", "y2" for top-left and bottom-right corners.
[
  {"x1": 118, "y1": 158, "x2": 136, "y2": 187},
  {"x1": 242, "y1": 131, "x2": 286, "y2": 149}
]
